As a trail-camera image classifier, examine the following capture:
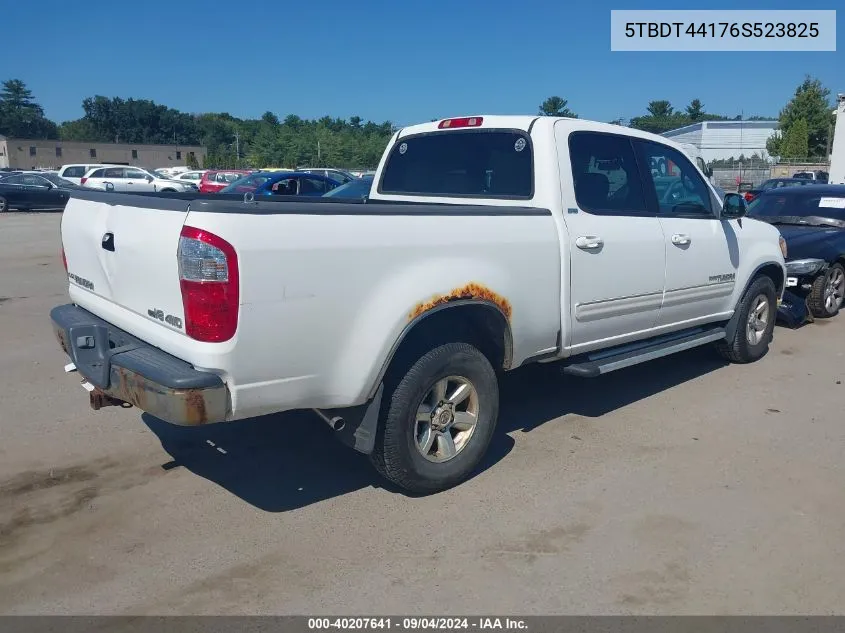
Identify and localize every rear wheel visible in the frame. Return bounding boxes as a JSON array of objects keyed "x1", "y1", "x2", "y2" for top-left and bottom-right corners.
[
  {"x1": 808, "y1": 263, "x2": 845, "y2": 318},
  {"x1": 715, "y1": 276, "x2": 777, "y2": 363},
  {"x1": 370, "y1": 342, "x2": 499, "y2": 494},
  {"x1": 0, "y1": 196, "x2": 7, "y2": 212}
]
